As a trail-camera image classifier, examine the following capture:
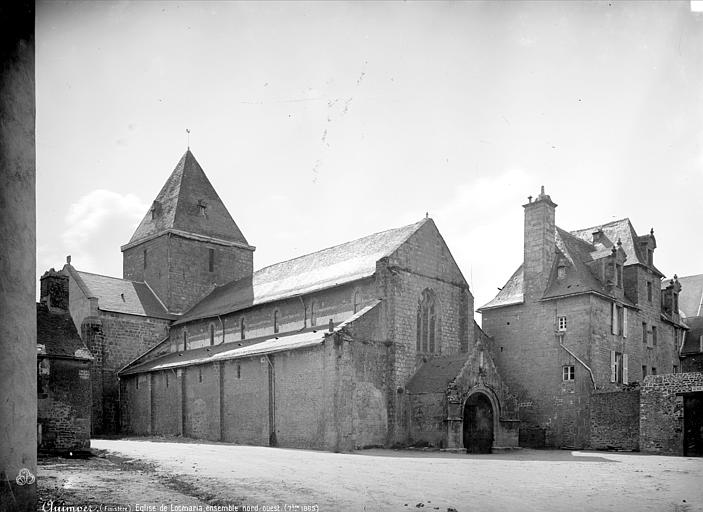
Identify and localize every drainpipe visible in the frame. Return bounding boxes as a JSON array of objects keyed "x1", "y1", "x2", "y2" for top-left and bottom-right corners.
[{"x1": 558, "y1": 334, "x2": 596, "y2": 390}]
